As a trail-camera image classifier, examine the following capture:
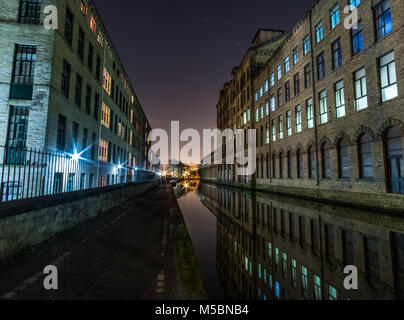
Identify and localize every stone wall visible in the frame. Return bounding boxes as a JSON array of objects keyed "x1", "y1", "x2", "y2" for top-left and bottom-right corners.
[{"x1": 0, "y1": 178, "x2": 160, "y2": 260}]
